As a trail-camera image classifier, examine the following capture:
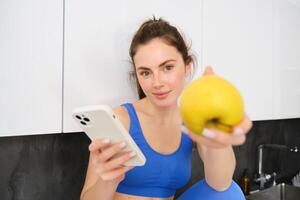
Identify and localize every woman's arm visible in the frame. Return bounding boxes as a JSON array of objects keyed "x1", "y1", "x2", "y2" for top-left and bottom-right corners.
[
  {"x1": 80, "y1": 139, "x2": 134, "y2": 200},
  {"x1": 182, "y1": 66, "x2": 252, "y2": 191},
  {"x1": 80, "y1": 154, "x2": 120, "y2": 200},
  {"x1": 186, "y1": 115, "x2": 252, "y2": 191},
  {"x1": 197, "y1": 144, "x2": 235, "y2": 191},
  {"x1": 81, "y1": 106, "x2": 134, "y2": 200},
  {"x1": 81, "y1": 178, "x2": 117, "y2": 200}
]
